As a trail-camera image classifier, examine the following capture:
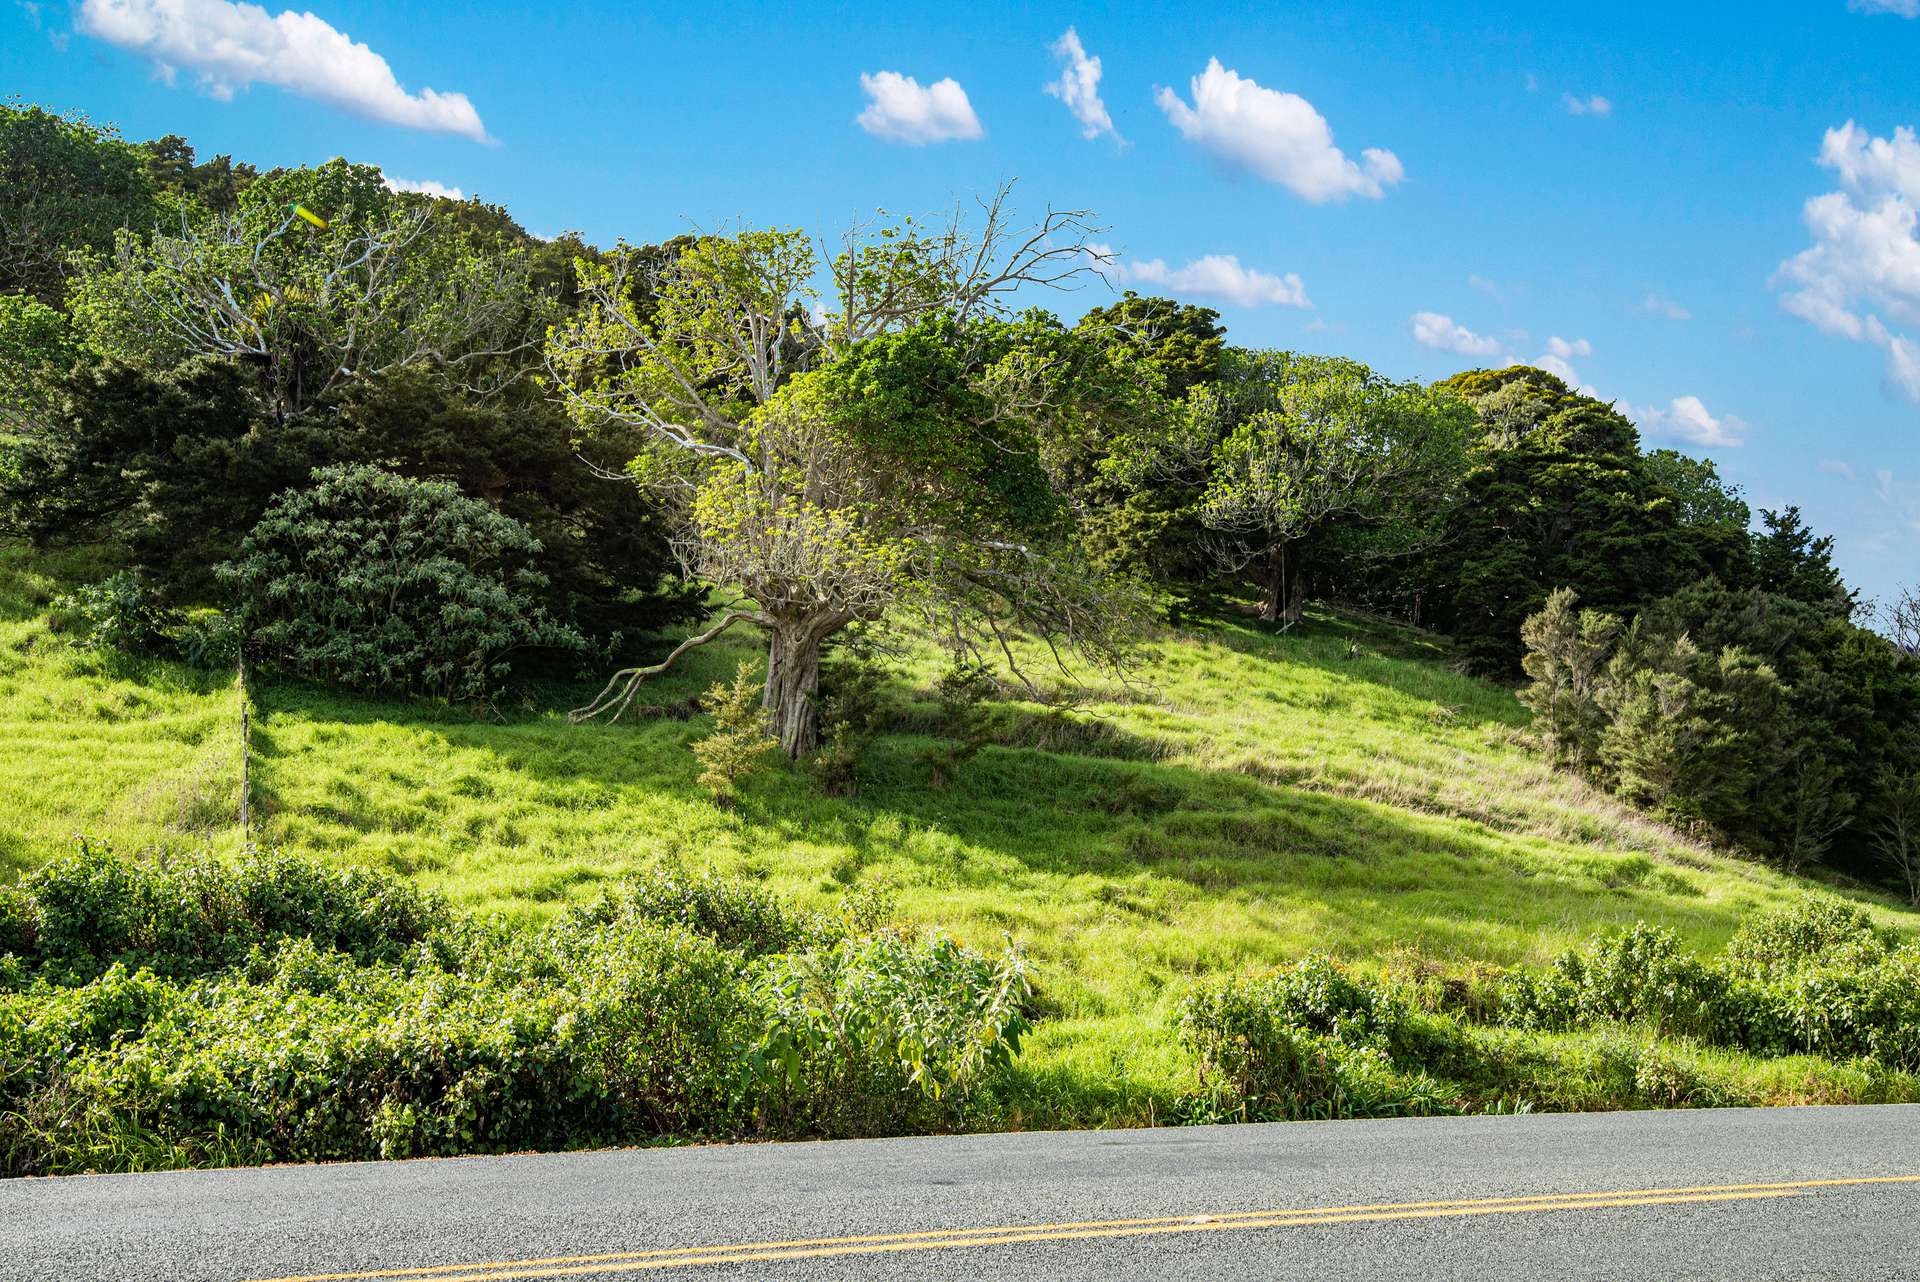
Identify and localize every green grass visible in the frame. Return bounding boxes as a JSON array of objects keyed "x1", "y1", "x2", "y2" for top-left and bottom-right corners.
[
  {"x1": 0, "y1": 545, "x2": 245, "y2": 877},
  {"x1": 4, "y1": 542, "x2": 1916, "y2": 1124}
]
